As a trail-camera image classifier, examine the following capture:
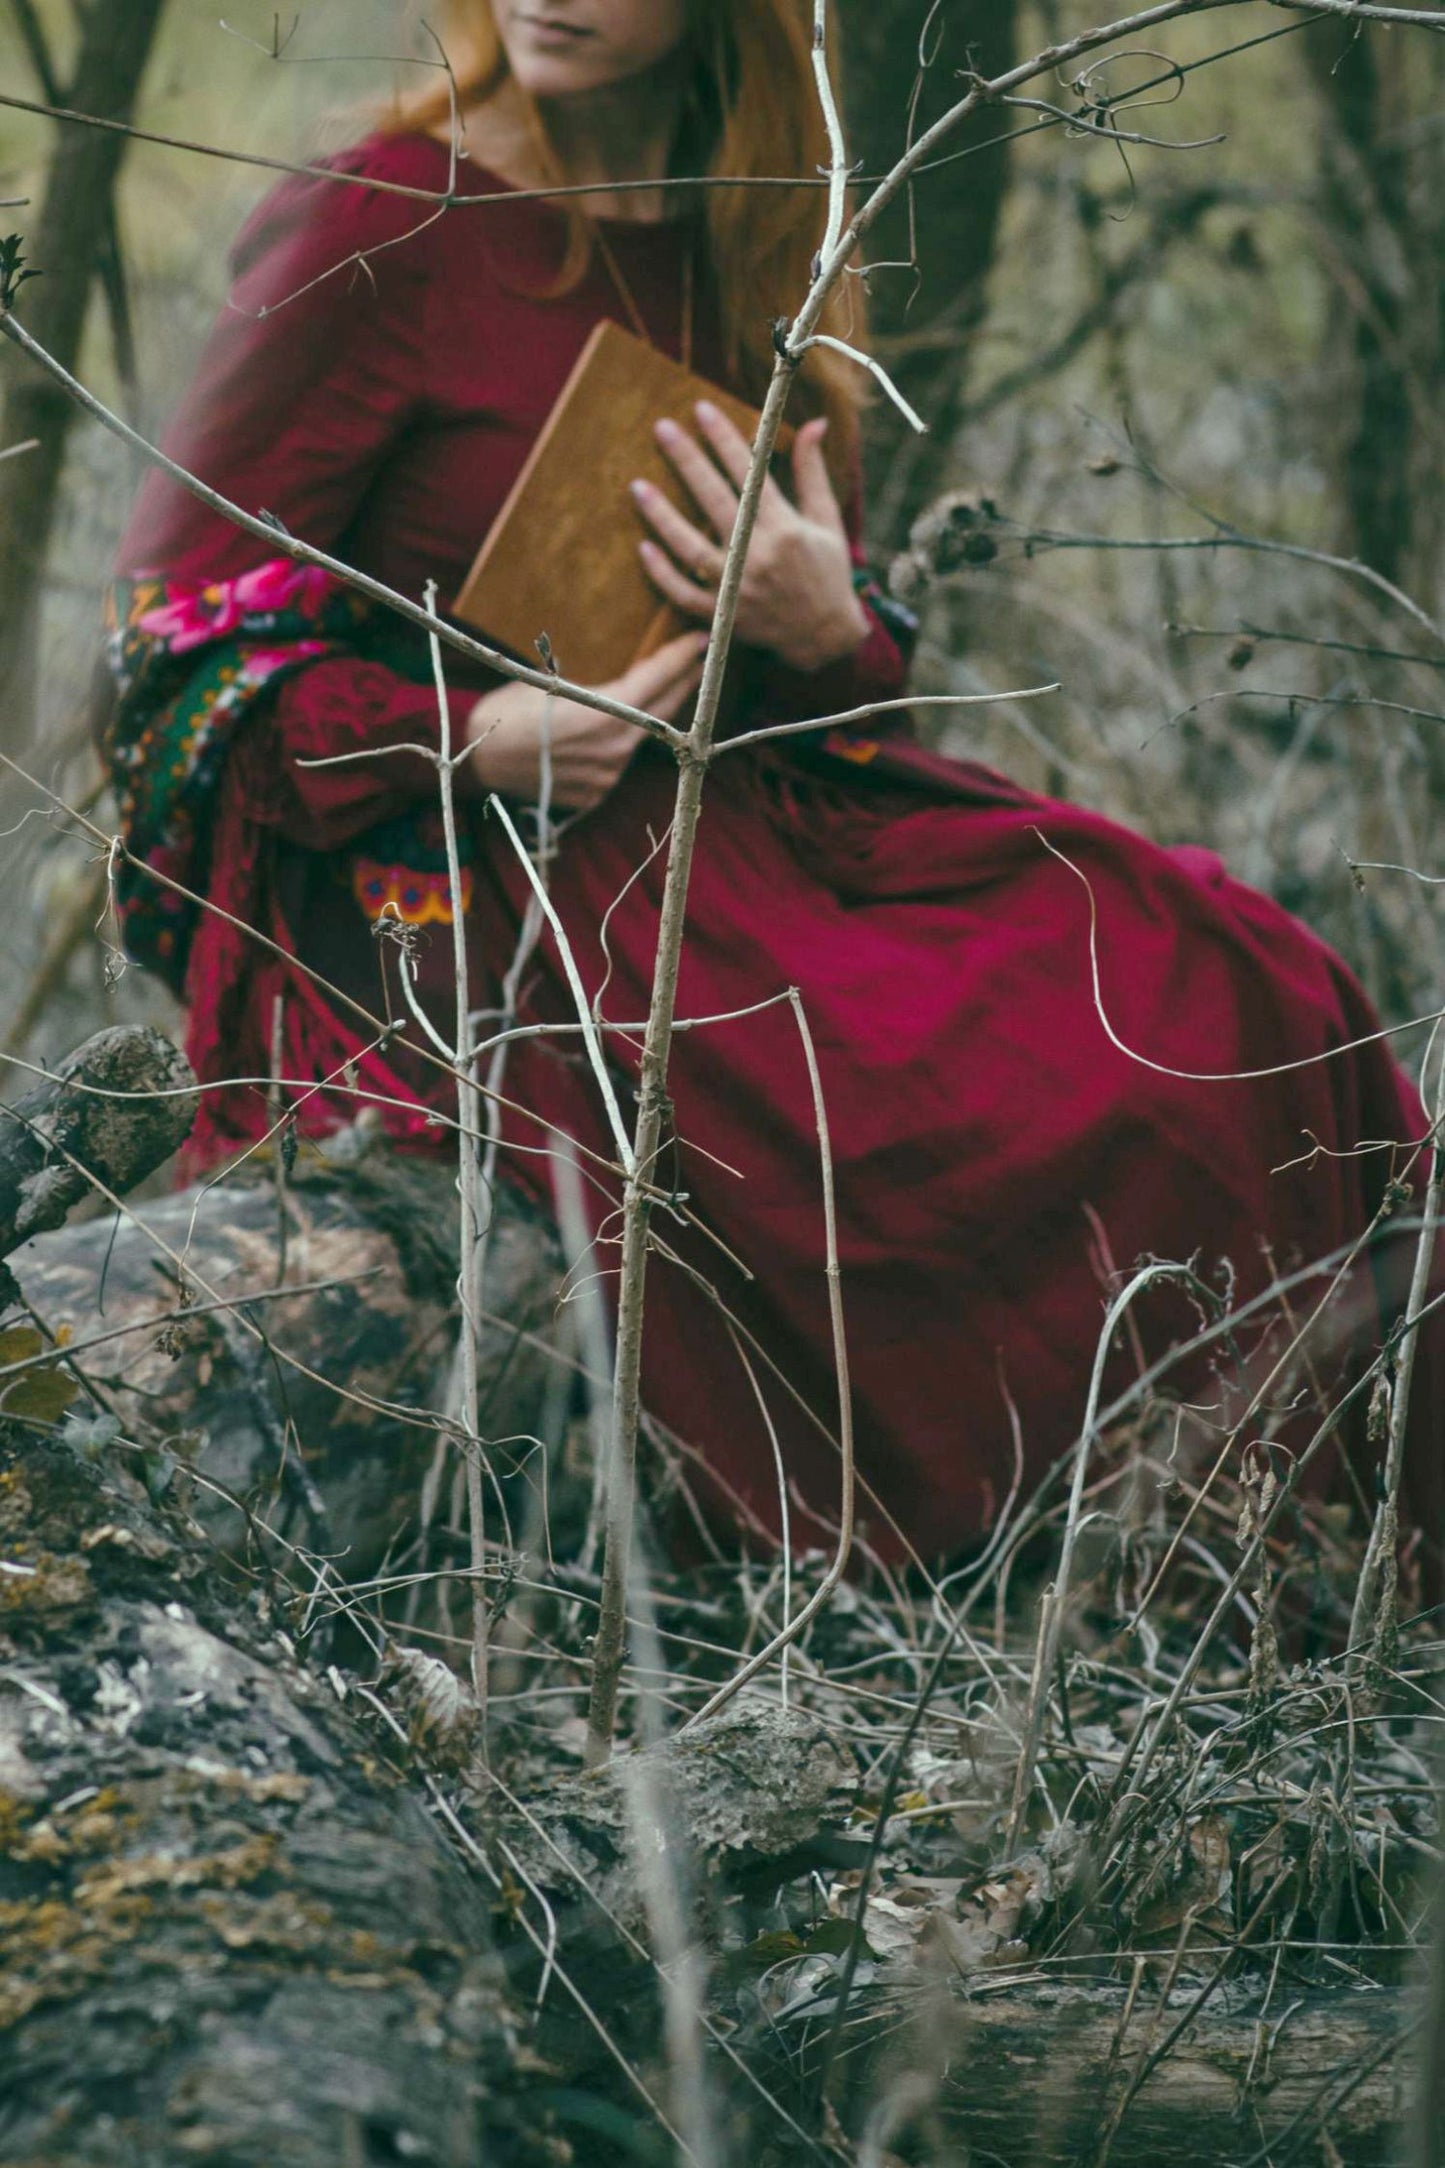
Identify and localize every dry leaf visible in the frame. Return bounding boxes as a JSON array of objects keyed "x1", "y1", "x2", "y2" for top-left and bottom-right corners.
[
  {"x1": 918, "y1": 1905, "x2": 999, "y2": 1976},
  {"x1": 383, "y1": 1645, "x2": 482, "y2": 1770},
  {"x1": 0, "y1": 1326, "x2": 79, "y2": 1424}
]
